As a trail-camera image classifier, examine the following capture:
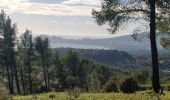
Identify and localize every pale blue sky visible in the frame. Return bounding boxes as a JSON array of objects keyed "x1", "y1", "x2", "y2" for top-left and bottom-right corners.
[{"x1": 0, "y1": 0, "x2": 141, "y2": 38}]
